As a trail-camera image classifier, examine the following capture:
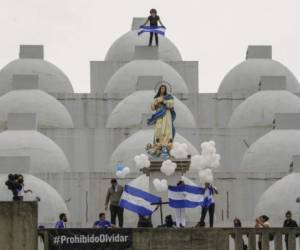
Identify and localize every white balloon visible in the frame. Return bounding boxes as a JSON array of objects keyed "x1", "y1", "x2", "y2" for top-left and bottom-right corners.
[
  {"x1": 208, "y1": 140, "x2": 215, "y2": 147},
  {"x1": 116, "y1": 166, "x2": 130, "y2": 178},
  {"x1": 170, "y1": 142, "x2": 188, "y2": 159},
  {"x1": 123, "y1": 167, "x2": 130, "y2": 174},
  {"x1": 160, "y1": 179, "x2": 168, "y2": 191},
  {"x1": 134, "y1": 154, "x2": 151, "y2": 169},
  {"x1": 161, "y1": 179, "x2": 168, "y2": 186},
  {"x1": 161, "y1": 160, "x2": 177, "y2": 176},
  {"x1": 116, "y1": 171, "x2": 125, "y2": 178},
  {"x1": 192, "y1": 140, "x2": 221, "y2": 170},
  {"x1": 201, "y1": 142, "x2": 210, "y2": 150},
  {"x1": 198, "y1": 168, "x2": 213, "y2": 183},
  {"x1": 153, "y1": 178, "x2": 168, "y2": 192}
]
